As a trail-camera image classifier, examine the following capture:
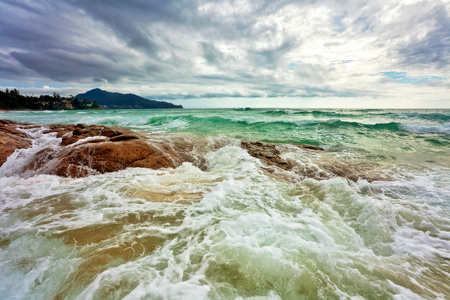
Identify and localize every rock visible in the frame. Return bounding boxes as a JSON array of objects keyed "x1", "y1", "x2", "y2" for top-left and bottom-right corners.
[
  {"x1": 61, "y1": 135, "x2": 82, "y2": 146},
  {"x1": 241, "y1": 141, "x2": 294, "y2": 170},
  {"x1": 50, "y1": 125, "x2": 180, "y2": 177},
  {"x1": 47, "y1": 139, "x2": 178, "y2": 177},
  {"x1": 101, "y1": 128, "x2": 123, "y2": 137},
  {"x1": 317, "y1": 158, "x2": 392, "y2": 183},
  {"x1": 0, "y1": 120, "x2": 181, "y2": 178},
  {"x1": 0, "y1": 120, "x2": 32, "y2": 166},
  {"x1": 295, "y1": 144, "x2": 325, "y2": 151},
  {"x1": 72, "y1": 128, "x2": 83, "y2": 135},
  {"x1": 240, "y1": 140, "x2": 391, "y2": 183},
  {"x1": 110, "y1": 134, "x2": 139, "y2": 142},
  {"x1": 42, "y1": 124, "x2": 78, "y2": 138},
  {"x1": 61, "y1": 125, "x2": 120, "y2": 146}
]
